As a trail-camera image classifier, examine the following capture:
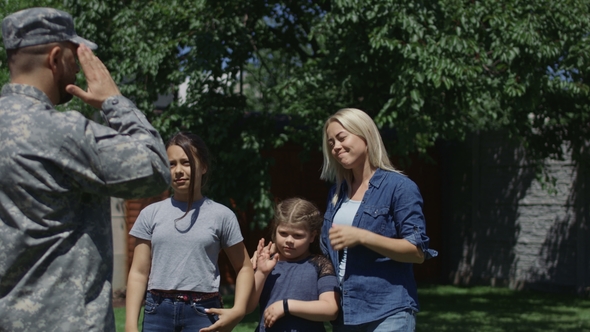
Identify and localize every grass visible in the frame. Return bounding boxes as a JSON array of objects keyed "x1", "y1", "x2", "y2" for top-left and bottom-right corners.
[
  {"x1": 115, "y1": 284, "x2": 590, "y2": 332},
  {"x1": 417, "y1": 285, "x2": 590, "y2": 331}
]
